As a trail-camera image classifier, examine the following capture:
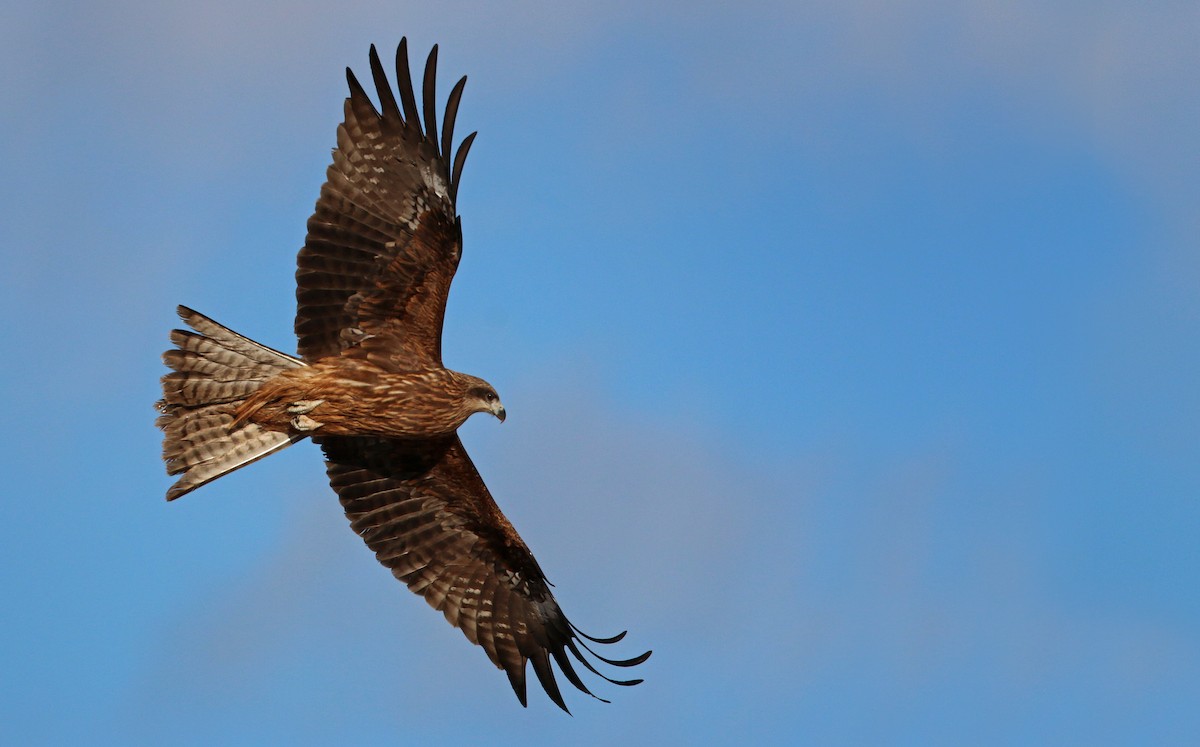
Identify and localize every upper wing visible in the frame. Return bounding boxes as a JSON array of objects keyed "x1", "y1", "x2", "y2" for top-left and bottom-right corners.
[
  {"x1": 318, "y1": 434, "x2": 651, "y2": 712},
  {"x1": 295, "y1": 39, "x2": 477, "y2": 367}
]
